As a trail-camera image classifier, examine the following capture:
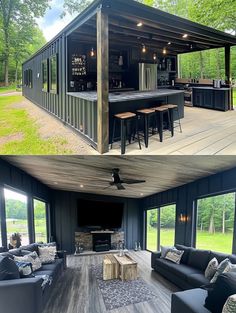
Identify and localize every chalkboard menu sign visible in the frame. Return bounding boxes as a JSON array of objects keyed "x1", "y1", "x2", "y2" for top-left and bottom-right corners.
[{"x1": 71, "y1": 54, "x2": 87, "y2": 76}]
